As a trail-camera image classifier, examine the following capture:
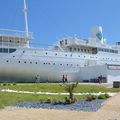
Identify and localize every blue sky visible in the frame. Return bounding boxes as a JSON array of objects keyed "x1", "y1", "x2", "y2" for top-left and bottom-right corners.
[{"x1": 0, "y1": 0, "x2": 120, "y2": 46}]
